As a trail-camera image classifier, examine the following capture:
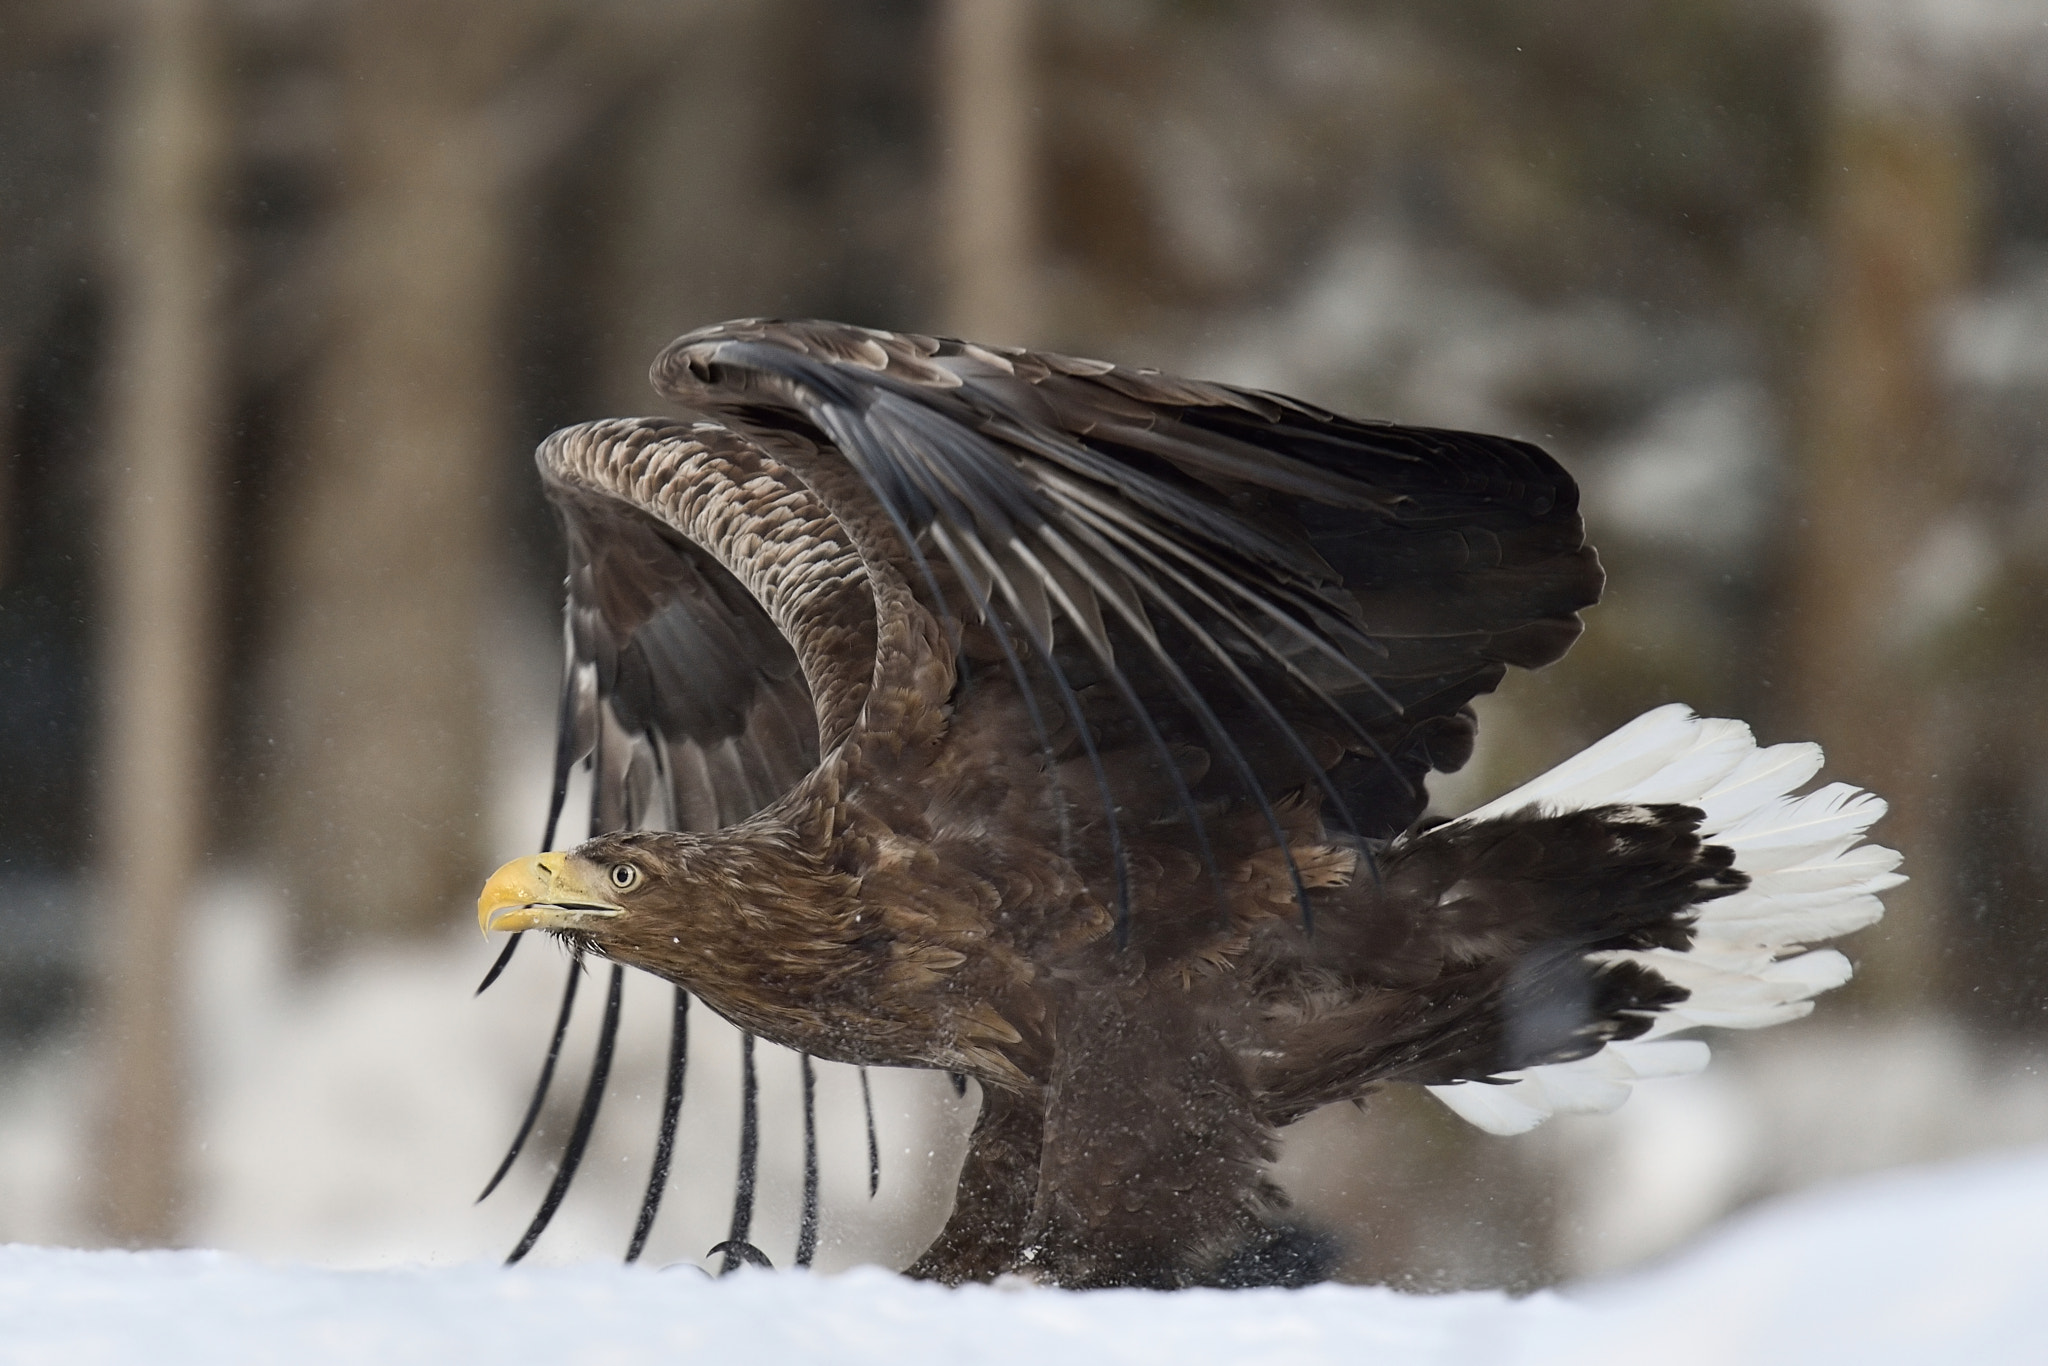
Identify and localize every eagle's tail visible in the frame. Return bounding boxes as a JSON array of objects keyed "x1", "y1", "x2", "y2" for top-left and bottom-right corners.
[{"x1": 1426, "y1": 703, "x2": 1903, "y2": 1136}]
